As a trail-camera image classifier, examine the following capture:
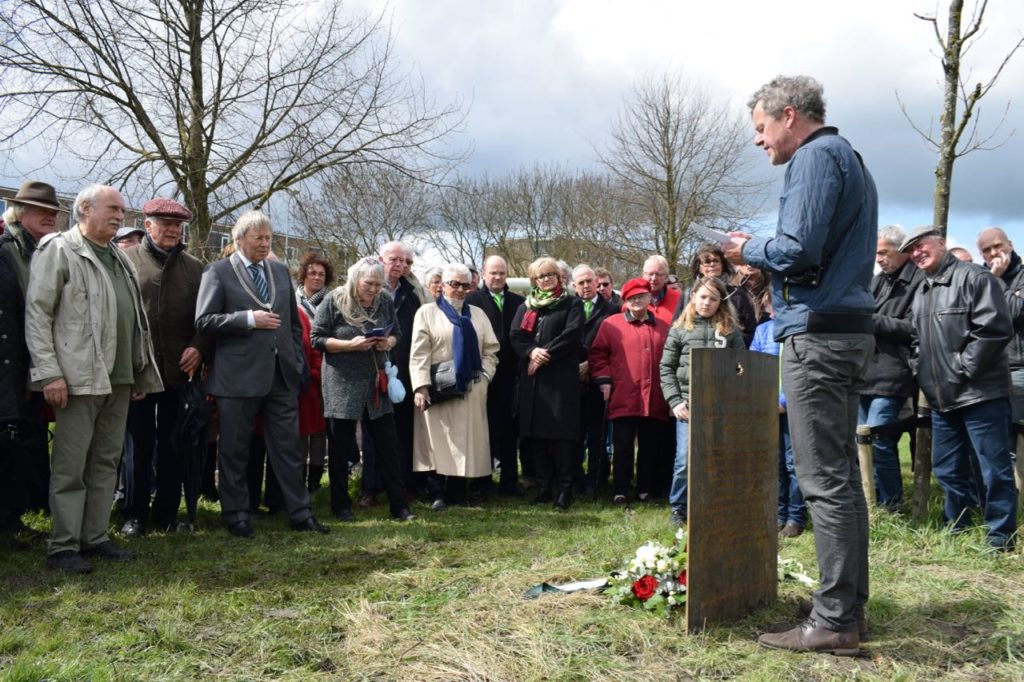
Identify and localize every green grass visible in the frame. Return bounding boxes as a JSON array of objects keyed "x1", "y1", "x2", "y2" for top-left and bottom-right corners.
[{"x1": 2, "y1": 446, "x2": 1023, "y2": 681}]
